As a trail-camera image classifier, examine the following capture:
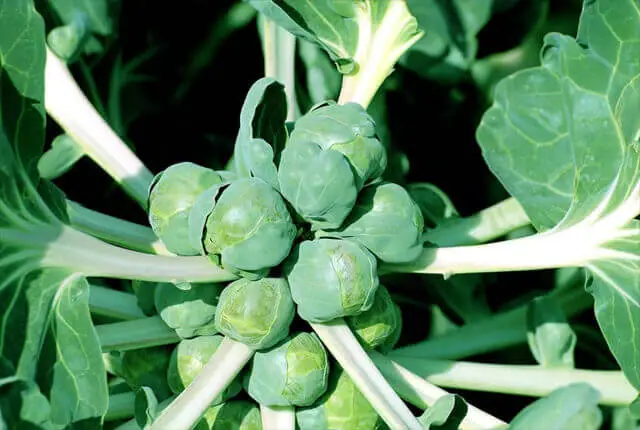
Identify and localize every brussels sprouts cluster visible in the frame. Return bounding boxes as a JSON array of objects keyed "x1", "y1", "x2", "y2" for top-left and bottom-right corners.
[{"x1": 143, "y1": 86, "x2": 425, "y2": 427}]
